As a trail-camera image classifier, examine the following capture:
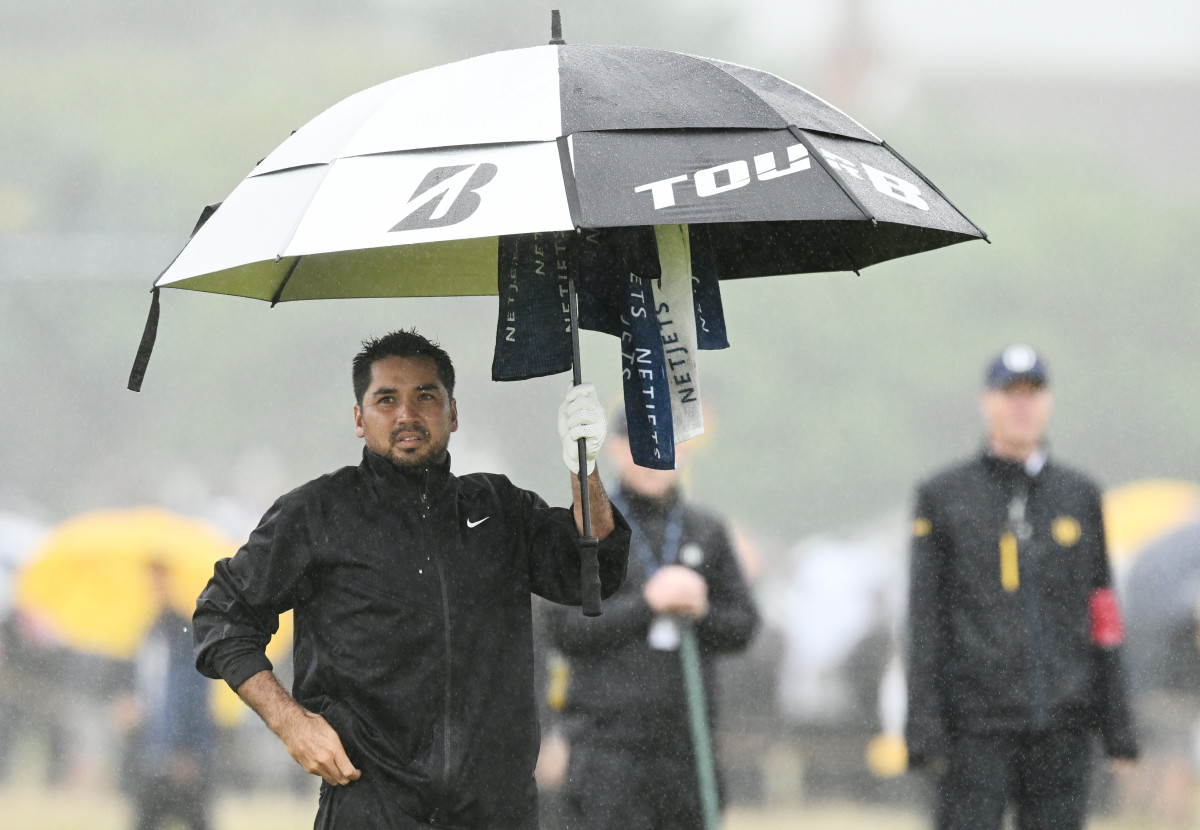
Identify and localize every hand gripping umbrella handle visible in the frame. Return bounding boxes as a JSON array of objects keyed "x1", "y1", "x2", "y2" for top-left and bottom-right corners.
[{"x1": 568, "y1": 243, "x2": 602, "y2": 617}]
